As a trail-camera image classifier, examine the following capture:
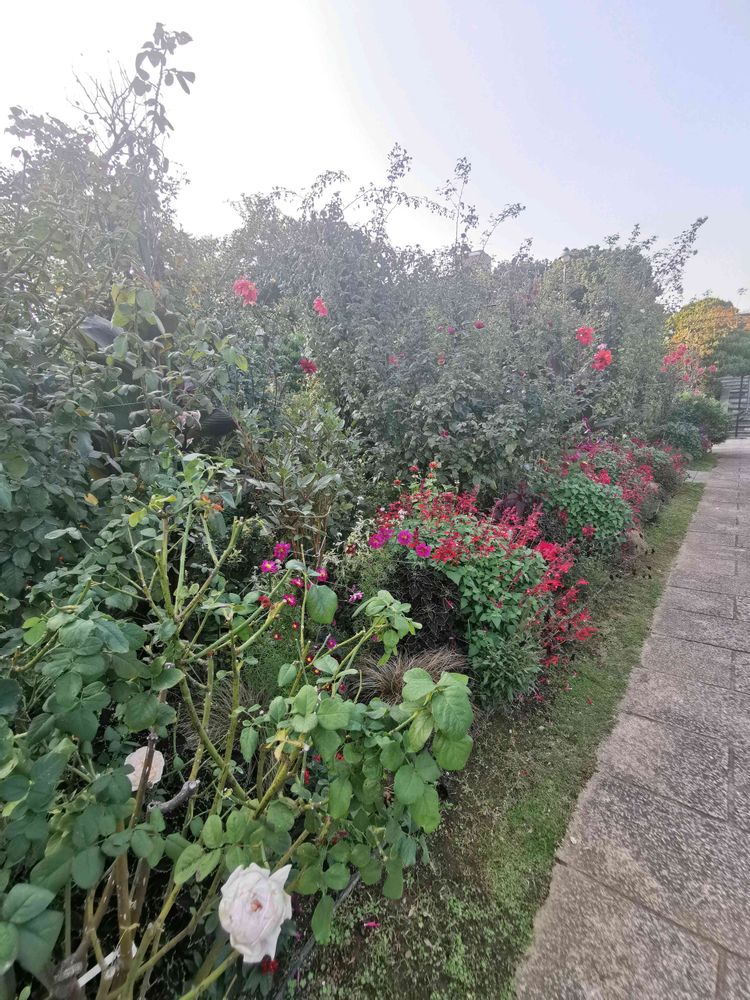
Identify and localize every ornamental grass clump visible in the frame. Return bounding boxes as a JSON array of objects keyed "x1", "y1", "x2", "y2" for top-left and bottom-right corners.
[{"x1": 0, "y1": 457, "x2": 474, "y2": 997}]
